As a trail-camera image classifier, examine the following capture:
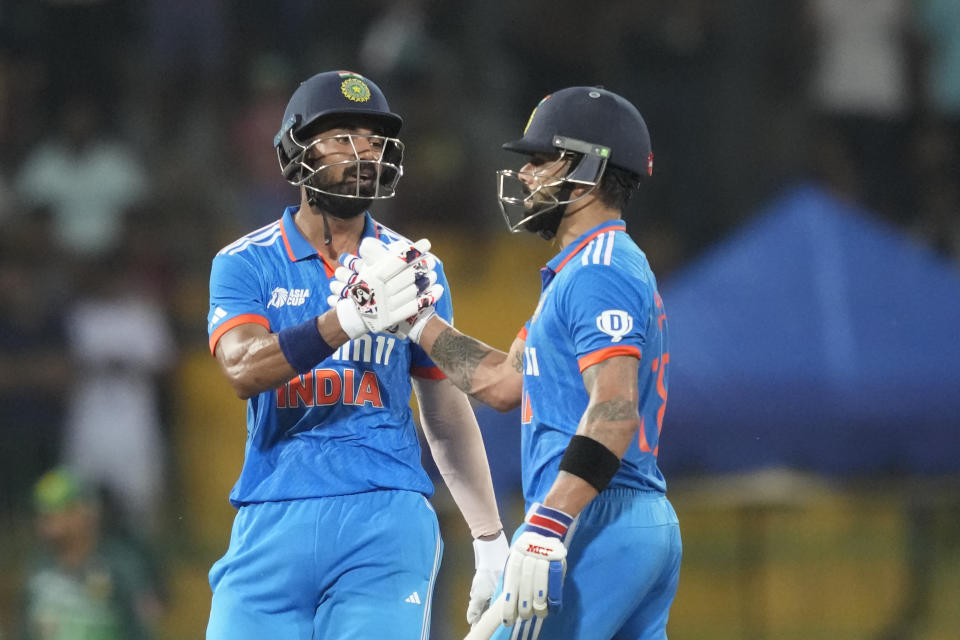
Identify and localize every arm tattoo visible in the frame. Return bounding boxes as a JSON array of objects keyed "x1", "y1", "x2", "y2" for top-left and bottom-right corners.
[
  {"x1": 586, "y1": 399, "x2": 637, "y2": 424},
  {"x1": 582, "y1": 359, "x2": 638, "y2": 425},
  {"x1": 512, "y1": 348, "x2": 524, "y2": 374},
  {"x1": 431, "y1": 328, "x2": 491, "y2": 393}
]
